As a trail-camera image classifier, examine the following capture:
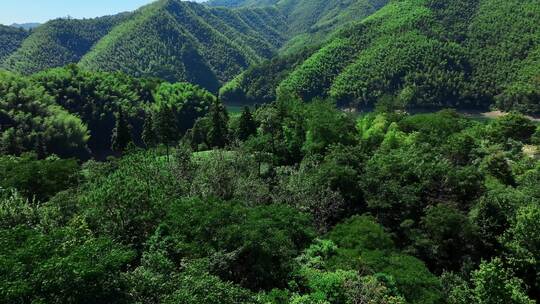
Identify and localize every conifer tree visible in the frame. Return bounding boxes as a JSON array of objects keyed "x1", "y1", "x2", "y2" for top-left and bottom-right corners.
[
  {"x1": 142, "y1": 113, "x2": 157, "y2": 148},
  {"x1": 237, "y1": 106, "x2": 257, "y2": 141},
  {"x1": 208, "y1": 99, "x2": 229, "y2": 148},
  {"x1": 154, "y1": 105, "x2": 179, "y2": 158},
  {"x1": 111, "y1": 108, "x2": 132, "y2": 154}
]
